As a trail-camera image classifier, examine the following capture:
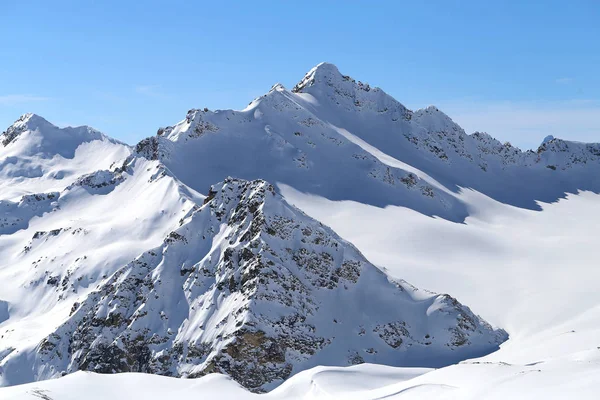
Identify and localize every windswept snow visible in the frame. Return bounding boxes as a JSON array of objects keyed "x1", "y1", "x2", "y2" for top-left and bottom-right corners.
[{"x1": 1, "y1": 357, "x2": 599, "y2": 400}]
